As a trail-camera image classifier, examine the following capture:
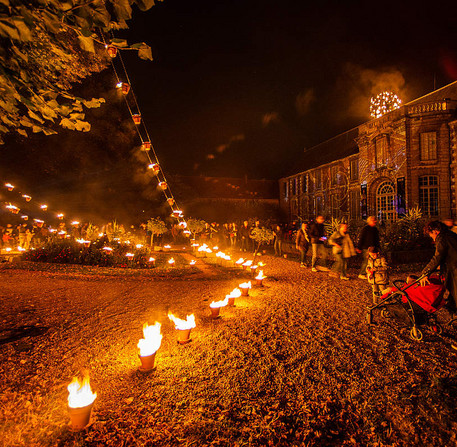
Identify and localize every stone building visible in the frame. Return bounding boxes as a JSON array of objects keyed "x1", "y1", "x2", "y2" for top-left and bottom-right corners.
[{"x1": 279, "y1": 81, "x2": 457, "y2": 222}]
